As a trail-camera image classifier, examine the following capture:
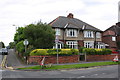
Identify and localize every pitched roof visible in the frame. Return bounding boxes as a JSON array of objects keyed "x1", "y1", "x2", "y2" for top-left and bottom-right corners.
[
  {"x1": 105, "y1": 25, "x2": 120, "y2": 36},
  {"x1": 49, "y1": 16, "x2": 102, "y2": 31}
]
